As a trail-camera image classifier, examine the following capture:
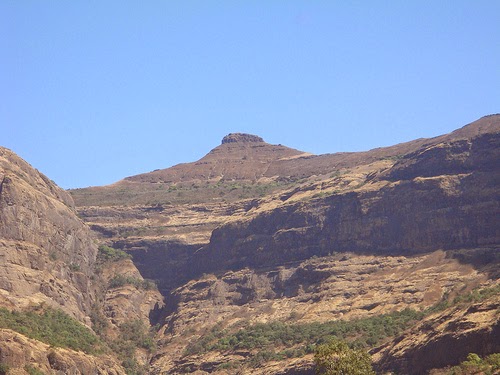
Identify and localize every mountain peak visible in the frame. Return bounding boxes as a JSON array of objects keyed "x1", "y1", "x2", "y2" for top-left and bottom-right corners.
[{"x1": 221, "y1": 133, "x2": 264, "y2": 144}]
